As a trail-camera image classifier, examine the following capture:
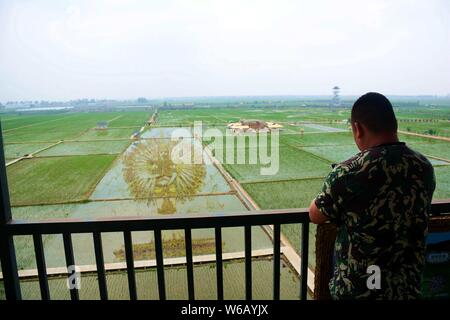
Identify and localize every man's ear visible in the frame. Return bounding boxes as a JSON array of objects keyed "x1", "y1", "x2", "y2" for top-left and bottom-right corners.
[{"x1": 354, "y1": 121, "x2": 364, "y2": 139}]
